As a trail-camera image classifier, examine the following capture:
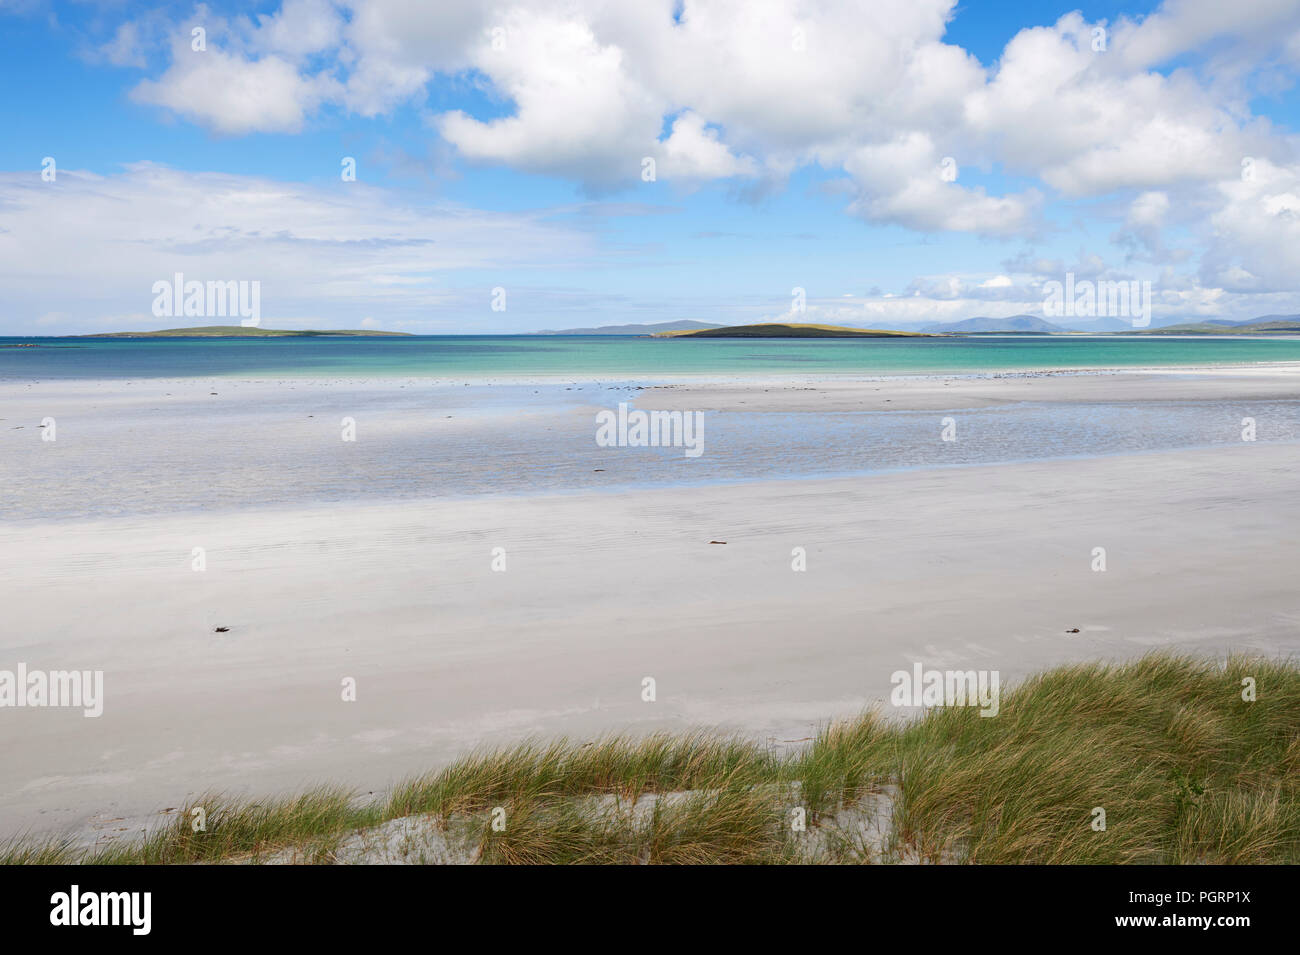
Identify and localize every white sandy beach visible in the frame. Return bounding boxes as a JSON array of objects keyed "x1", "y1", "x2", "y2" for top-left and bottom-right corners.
[
  {"x1": 645, "y1": 364, "x2": 1300, "y2": 411},
  {"x1": 1, "y1": 369, "x2": 1299, "y2": 846}
]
